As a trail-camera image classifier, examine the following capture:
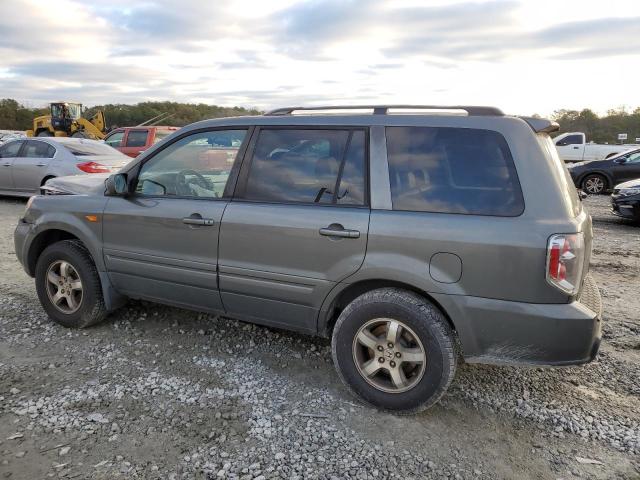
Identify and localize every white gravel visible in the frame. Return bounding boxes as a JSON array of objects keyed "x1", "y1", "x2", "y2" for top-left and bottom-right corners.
[{"x1": 0, "y1": 195, "x2": 638, "y2": 479}]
